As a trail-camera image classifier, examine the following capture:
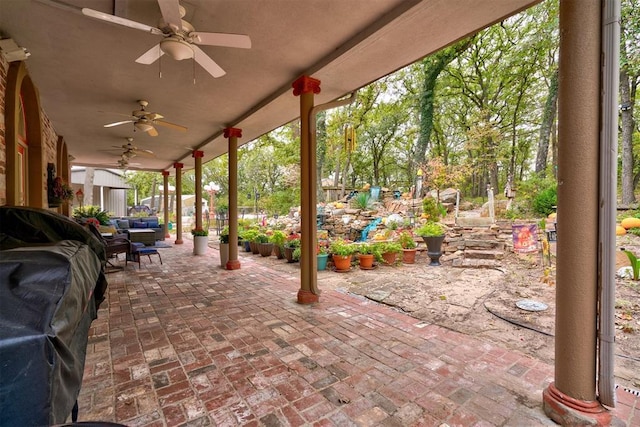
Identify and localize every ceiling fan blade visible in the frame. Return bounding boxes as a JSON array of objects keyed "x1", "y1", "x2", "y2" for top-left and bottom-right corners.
[
  {"x1": 146, "y1": 127, "x2": 159, "y2": 137},
  {"x1": 136, "y1": 44, "x2": 164, "y2": 65},
  {"x1": 192, "y1": 32, "x2": 252, "y2": 49},
  {"x1": 81, "y1": 8, "x2": 164, "y2": 35},
  {"x1": 193, "y1": 45, "x2": 225, "y2": 78},
  {"x1": 157, "y1": 0, "x2": 183, "y2": 32},
  {"x1": 154, "y1": 120, "x2": 188, "y2": 132},
  {"x1": 104, "y1": 120, "x2": 134, "y2": 128},
  {"x1": 135, "y1": 149, "x2": 156, "y2": 157},
  {"x1": 145, "y1": 112, "x2": 164, "y2": 121}
]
